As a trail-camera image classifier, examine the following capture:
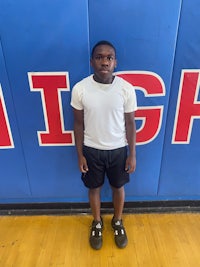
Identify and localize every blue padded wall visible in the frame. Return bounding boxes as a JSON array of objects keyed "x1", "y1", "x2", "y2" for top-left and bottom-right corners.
[
  {"x1": 158, "y1": 0, "x2": 200, "y2": 198},
  {"x1": 0, "y1": 0, "x2": 90, "y2": 203},
  {"x1": 1, "y1": 0, "x2": 200, "y2": 203},
  {"x1": 89, "y1": 0, "x2": 182, "y2": 200}
]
